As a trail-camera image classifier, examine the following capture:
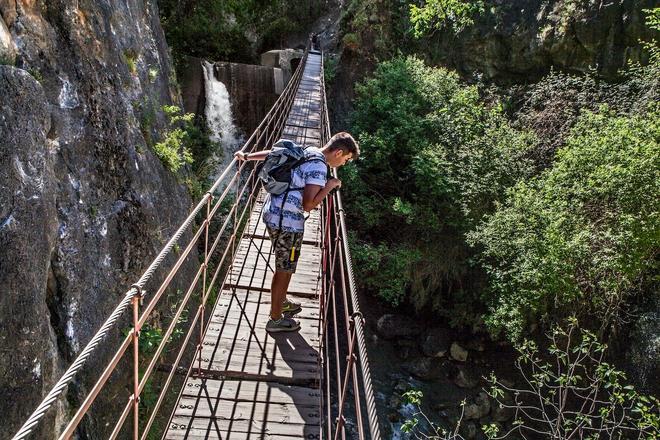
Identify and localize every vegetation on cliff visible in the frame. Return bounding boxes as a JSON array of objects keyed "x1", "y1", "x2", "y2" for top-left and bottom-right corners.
[
  {"x1": 344, "y1": 7, "x2": 660, "y2": 343},
  {"x1": 345, "y1": 56, "x2": 535, "y2": 326},
  {"x1": 158, "y1": 0, "x2": 327, "y2": 64}
]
